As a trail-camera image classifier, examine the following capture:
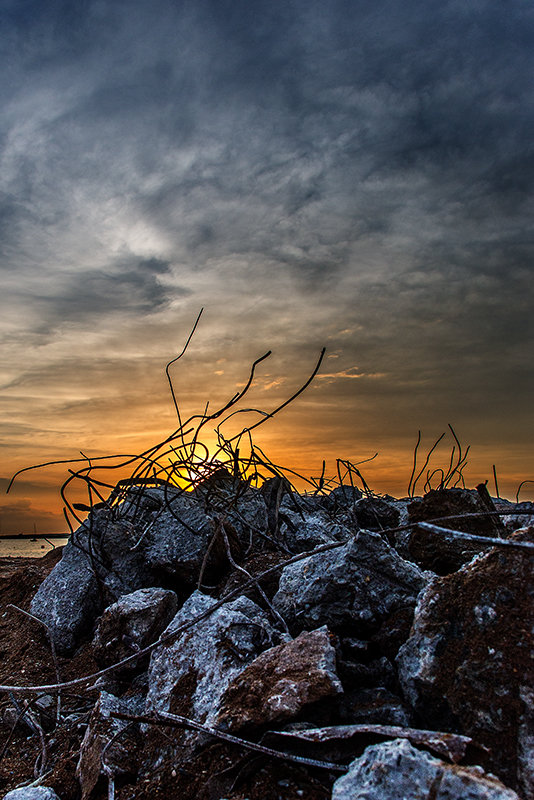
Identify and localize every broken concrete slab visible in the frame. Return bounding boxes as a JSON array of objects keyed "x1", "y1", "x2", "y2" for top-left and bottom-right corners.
[
  {"x1": 215, "y1": 626, "x2": 343, "y2": 731},
  {"x1": 2, "y1": 789, "x2": 62, "y2": 800},
  {"x1": 331, "y1": 738, "x2": 520, "y2": 800},
  {"x1": 273, "y1": 529, "x2": 426, "y2": 636},
  {"x1": 76, "y1": 691, "x2": 144, "y2": 800},
  {"x1": 143, "y1": 497, "x2": 229, "y2": 585},
  {"x1": 144, "y1": 590, "x2": 278, "y2": 760},
  {"x1": 407, "y1": 488, "x2": 505, "y2": 574},
  {"x1": 397, "y1": 548, "x2": 533, "y2": 792},
  {"x1": 92, "y1": 587, "x2": 178, "y2": 670},
  {"x1": 30, "y1": 534, "x2": 102, "y2": 656}
]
